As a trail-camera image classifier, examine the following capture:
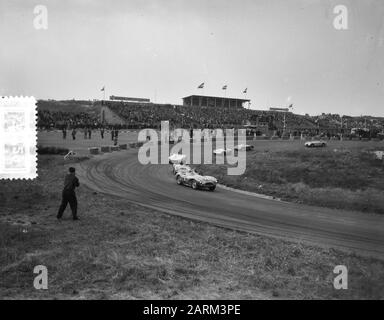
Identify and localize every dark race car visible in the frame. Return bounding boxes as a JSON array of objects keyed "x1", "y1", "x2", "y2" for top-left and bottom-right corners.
[{"x1": 175, "y1": 170, "x2": 218, "y2": 191}]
